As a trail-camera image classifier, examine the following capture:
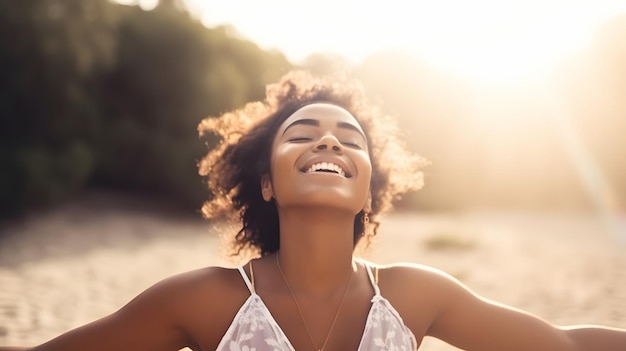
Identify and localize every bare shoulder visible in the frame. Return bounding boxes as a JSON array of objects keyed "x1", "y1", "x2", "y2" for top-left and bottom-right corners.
[
  {"x1": 146, "y1": 265, "x2": 248, "y2": 302},
  {"x1": 118, "y1": 265, "x2": 247, "y2": 314},
  {"x1": 362, "y1": 261, "x2": 470, "y2": 336},
  {"x1": 27, "y1": 265, "x2": 251, "y2": 351},
  {"x1": 138, "y1": 265, "x2": 251, "y2": 345},
  {"x1": 369, "y1": 261, "x2": 463, "y2": 292},
  {"x1": 174, "y1": 264, "x2": 256, "y2": 349}
]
